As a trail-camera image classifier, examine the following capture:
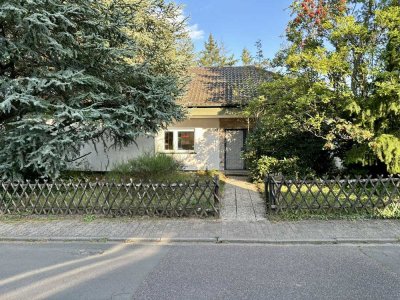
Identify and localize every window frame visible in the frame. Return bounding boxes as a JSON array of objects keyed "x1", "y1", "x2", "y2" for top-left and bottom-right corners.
[
  {"x1": 164, "y1": 131, "x2": 174, "y2": 151},
  {"x1": 162, "y1": 129, "x2": 195, "y2": 153}
]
